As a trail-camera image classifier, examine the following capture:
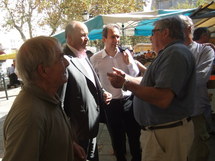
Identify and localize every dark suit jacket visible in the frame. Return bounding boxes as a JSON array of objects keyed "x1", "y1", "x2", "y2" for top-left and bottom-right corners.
[{"x1": 61, "y1": 46, "x2": 104, "y2": 141}]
